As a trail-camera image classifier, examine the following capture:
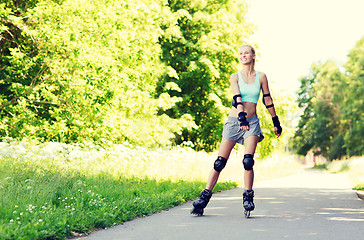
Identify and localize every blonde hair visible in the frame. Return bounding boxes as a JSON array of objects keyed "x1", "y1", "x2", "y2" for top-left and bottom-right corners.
[{"x1": 240, "y1": 44, "x2": 256, "y2": 72}]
